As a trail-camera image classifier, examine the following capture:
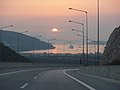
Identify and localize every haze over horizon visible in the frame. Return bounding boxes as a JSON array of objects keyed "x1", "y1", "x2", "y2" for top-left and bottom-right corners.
[{"x1": 0, "y1": 0, "x2": 120, "y2": 43}]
